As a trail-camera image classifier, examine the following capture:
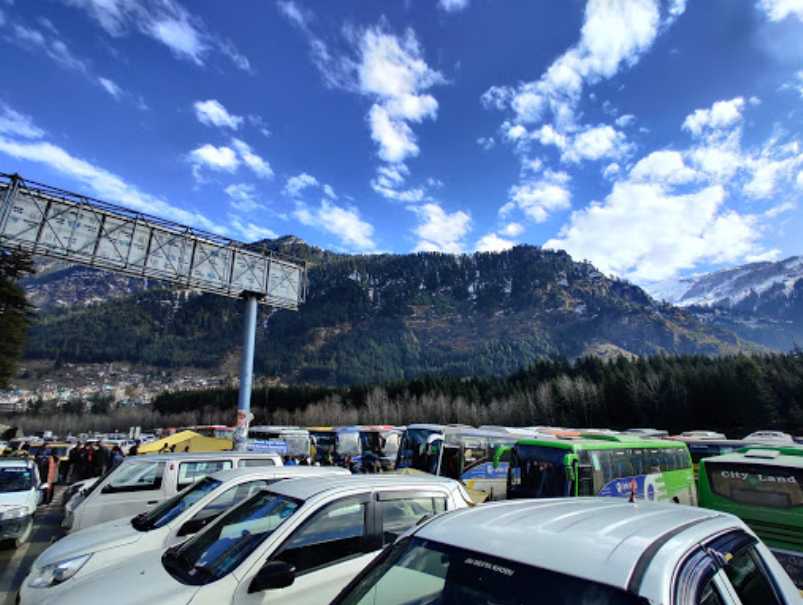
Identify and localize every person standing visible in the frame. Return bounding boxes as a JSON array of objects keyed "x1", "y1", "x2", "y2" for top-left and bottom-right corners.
[{"x1": 46, "y1": 453, "x2": 59, "y2": 504}]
